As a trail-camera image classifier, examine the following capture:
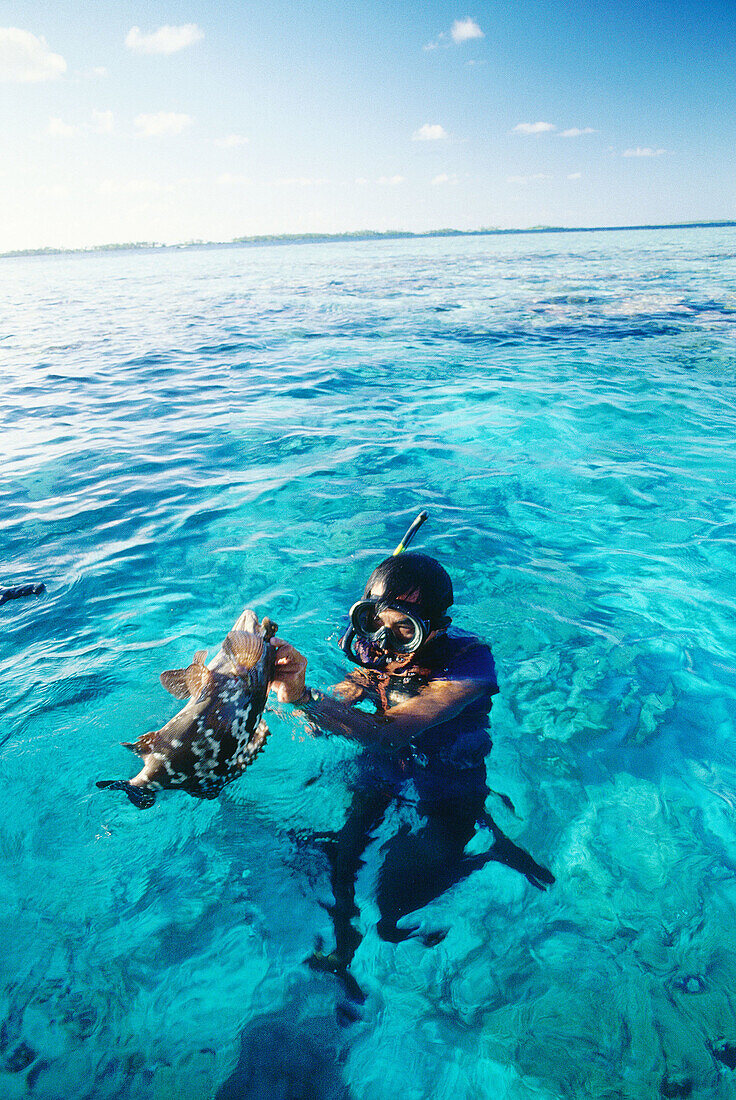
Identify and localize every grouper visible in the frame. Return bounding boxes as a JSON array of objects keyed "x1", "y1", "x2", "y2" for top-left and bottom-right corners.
[{"x1": 97, "y1": 609, "x2": 277, "y2": 809}]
